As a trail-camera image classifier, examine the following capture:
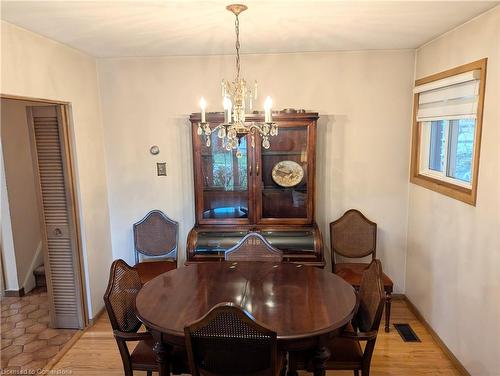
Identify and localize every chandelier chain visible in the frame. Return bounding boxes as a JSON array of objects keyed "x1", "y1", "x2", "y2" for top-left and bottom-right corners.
[{"x1": 235, "y1": 14, "x2": 240, "y2": 80}]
